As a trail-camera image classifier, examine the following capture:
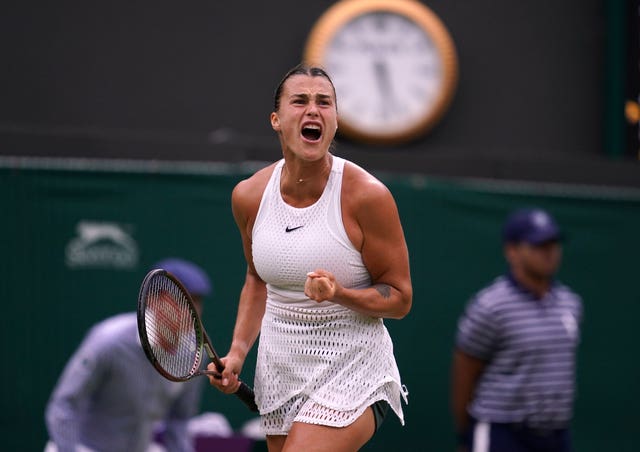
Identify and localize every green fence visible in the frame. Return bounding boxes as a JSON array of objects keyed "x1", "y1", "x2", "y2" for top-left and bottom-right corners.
[{"x1": 1, "y1": 159, "x2": 639, "y2": 451}]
